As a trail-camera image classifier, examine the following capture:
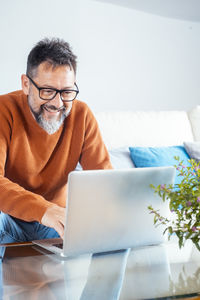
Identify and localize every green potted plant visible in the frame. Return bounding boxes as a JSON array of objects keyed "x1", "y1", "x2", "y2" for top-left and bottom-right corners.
[{"x1": 148, "y1": 156, "x2": 200, "y2": 251}]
